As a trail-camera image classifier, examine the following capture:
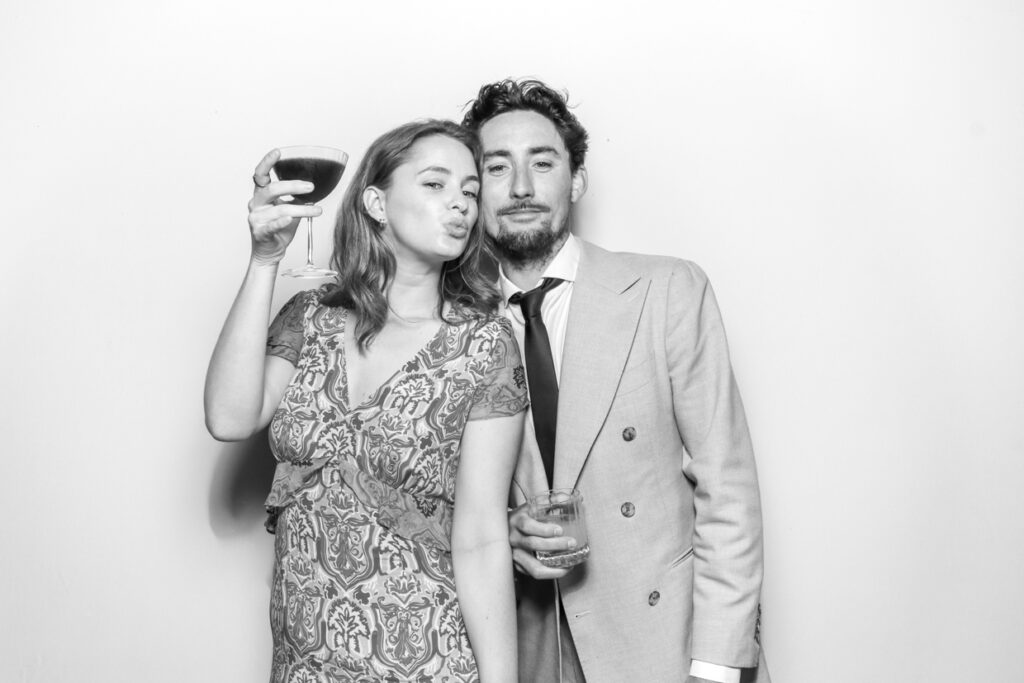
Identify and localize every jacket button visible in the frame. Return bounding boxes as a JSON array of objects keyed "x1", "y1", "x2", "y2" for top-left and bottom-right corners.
[
  {"x1": 620, "y1": 502, "x2": 635, "y2": 517},
  {"x1": 622, "y1": 427, "x2": 636, "y2": 441},
  {"x1": 648, "y1": 590, "x2": 660, "y2": 606}
]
